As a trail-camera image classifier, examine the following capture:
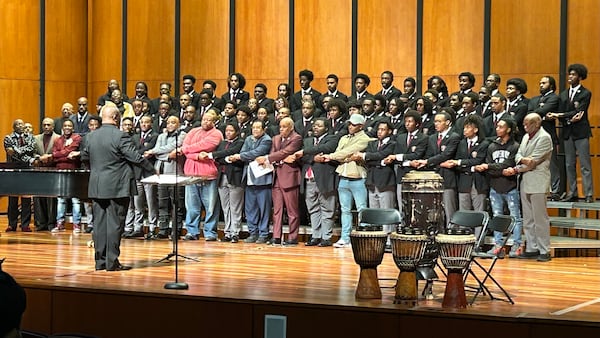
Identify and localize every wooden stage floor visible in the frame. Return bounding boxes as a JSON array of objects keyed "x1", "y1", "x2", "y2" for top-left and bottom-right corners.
[{"x1": 2, "y1": 228, "x2": 599, "y2": 337}]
